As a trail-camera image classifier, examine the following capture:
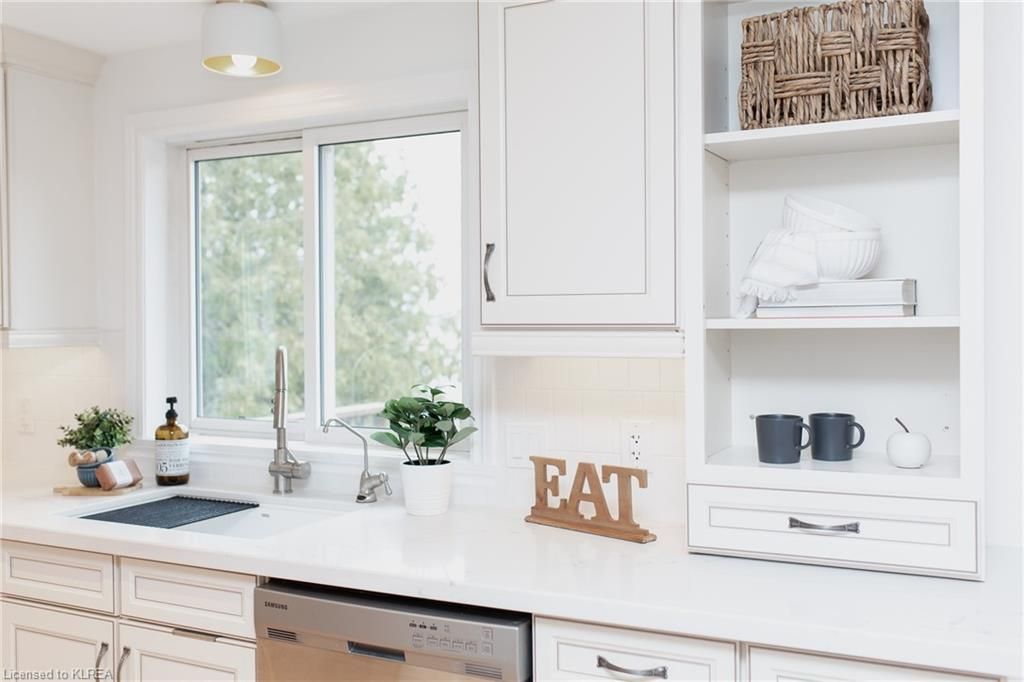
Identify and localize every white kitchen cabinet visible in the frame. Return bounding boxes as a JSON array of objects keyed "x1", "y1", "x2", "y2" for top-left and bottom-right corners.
[
  {"x1": 116, "y1": 622, "x2": 256, "y2": 682},
  {"x1": 0, "y1": 28, "x2": 103, "y2": 346},
  {"x1": 2, "y1": 540, "x2": 116, "y2": 613},
  {"x1": 535, "y1": 617, "x2": 736, "y2": 681},
  {"x1": 2, "y1": 599, "x2": 115, "y2": 679},
  {"x1": 478, "y1": 0, "x2": 677, "y2": 328},
  {"x1": 747, "y1": 647, "x2": 995, "y2": 682}
]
